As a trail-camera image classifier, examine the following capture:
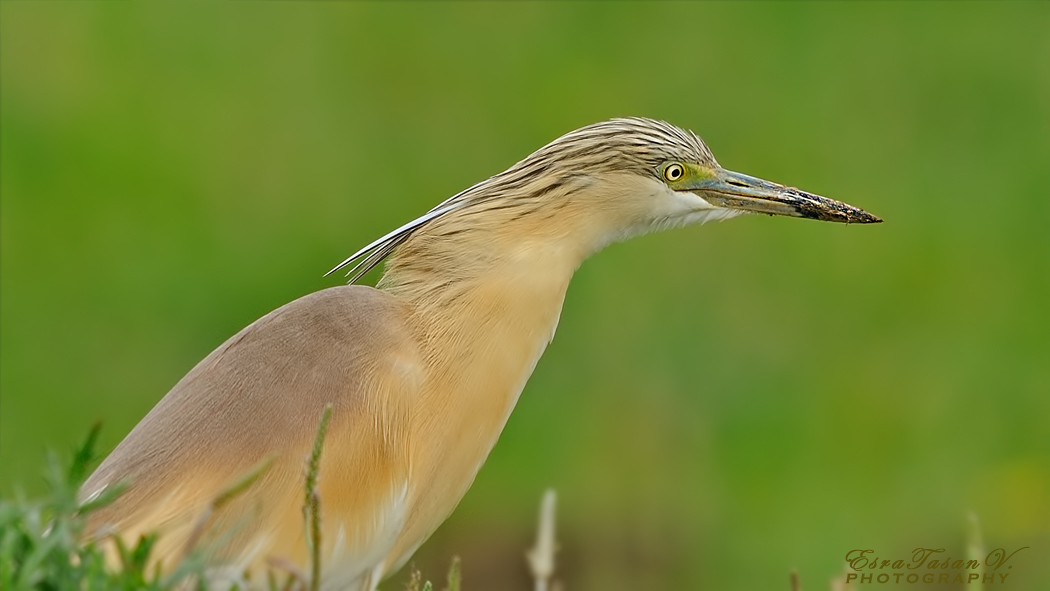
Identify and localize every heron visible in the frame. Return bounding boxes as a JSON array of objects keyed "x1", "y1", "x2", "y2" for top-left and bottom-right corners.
[{"x1": 81, "y1": 117, "x2": 880, "y2": 589}]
